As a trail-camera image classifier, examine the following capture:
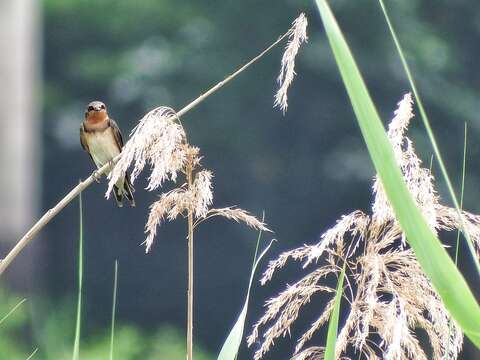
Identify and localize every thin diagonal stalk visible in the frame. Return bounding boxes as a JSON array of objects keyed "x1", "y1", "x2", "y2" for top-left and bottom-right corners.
[
  {"x1": 377, "y1": 0, "x2": 480, "y2": 275},
  {"x1": 455, "y1": 123, "x2": 467, "y2": 264},
  {"x1": 25, "y1": 348, "x2": 38, "y2": 360},
  {"x1": 0, "y1": 22, "x2": 295, "y2": 277},
  {"x1": 447, "y1": 123, "x2": 467, "y2": 356},
  {"x1": 217, "y1": 213, "x2": 269, "y2": 360},
  {"x1": 109, "y1": 260, "x2": 119, "y2": 360},
  {"x1": 0, "y1": 298, "x2": 26, "y2": 326}
]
